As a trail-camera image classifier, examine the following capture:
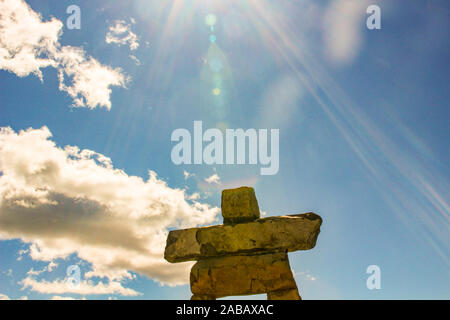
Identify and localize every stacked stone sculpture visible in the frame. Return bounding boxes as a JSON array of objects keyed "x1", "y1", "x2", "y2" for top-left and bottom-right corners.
[{"x1": 164, "y1": 186, "x2": 322, "y2": 300}]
